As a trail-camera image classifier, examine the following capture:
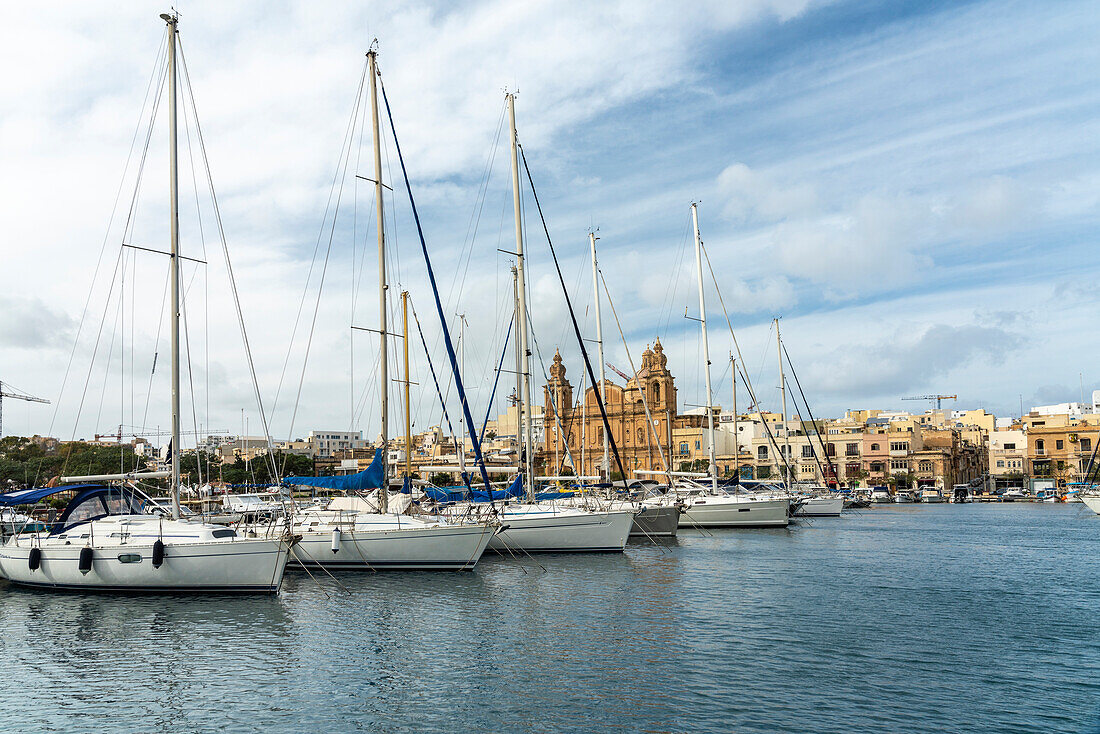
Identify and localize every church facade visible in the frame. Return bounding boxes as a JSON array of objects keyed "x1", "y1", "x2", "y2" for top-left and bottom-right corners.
[{"x1": 540, "y1": 338, "x2": 703, "y2": 479}]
